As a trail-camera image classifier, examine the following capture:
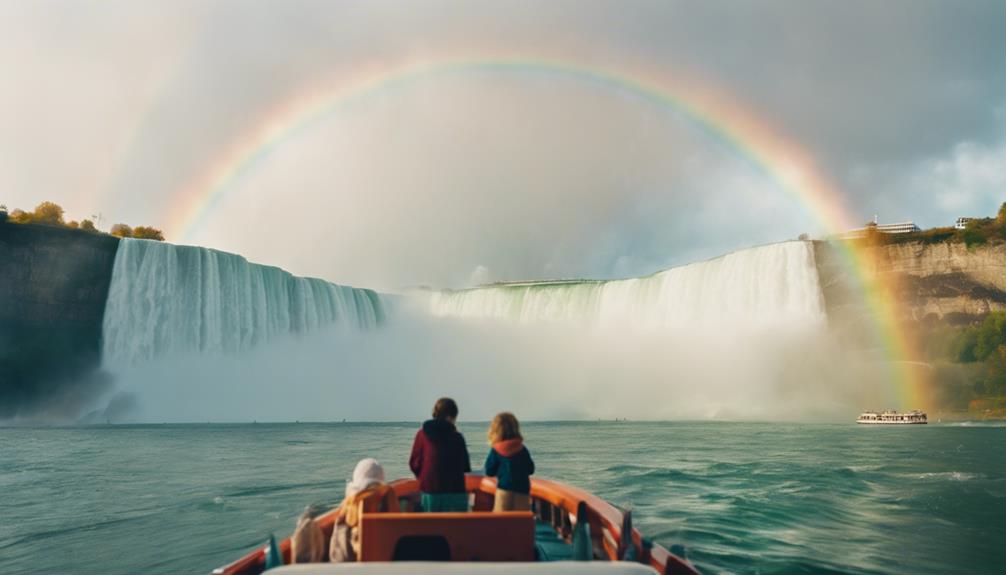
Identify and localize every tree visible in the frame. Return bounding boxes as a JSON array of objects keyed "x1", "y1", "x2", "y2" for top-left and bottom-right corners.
[
  {"x1": 962, "y1": 226, "x2": 988, "y2": 248},
  {"x1": 109, "y1": 223, "x2": 133, "y2": 238},
  {"x1": 982, "y1": 345, "x2": 1006, "y2": 396},
  {"x1": 31, "y1": 201, "x2": 65, "y2": 225},
  {"x1": 131, "y1": 226, "x2": 165, "y2": 241},
  {"x1": 10, "y1": 209, "x2": 31, "y2": 223},
  {"x1": 974, "y1": 313, "x2": 1006, "y2": 361},
  {"x1": 953, "y1": 329, "x2": 979, "y2": 362},
  {"x1": 79, "y1": 219, "x2": 97, "y2": 233},
  {"x1": 66, "y1": 220, "x2": 79, "y2": 229}
]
